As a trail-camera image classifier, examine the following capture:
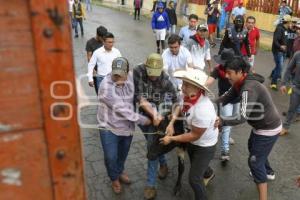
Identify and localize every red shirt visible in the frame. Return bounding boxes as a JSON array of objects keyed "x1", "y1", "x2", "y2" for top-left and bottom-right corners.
[
  {"x1": 224, "y1": 0, "x2": 235, "y2": 12},
  {"x1": 241, "y1": 27, "x2": 260, "y2": 55}
]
